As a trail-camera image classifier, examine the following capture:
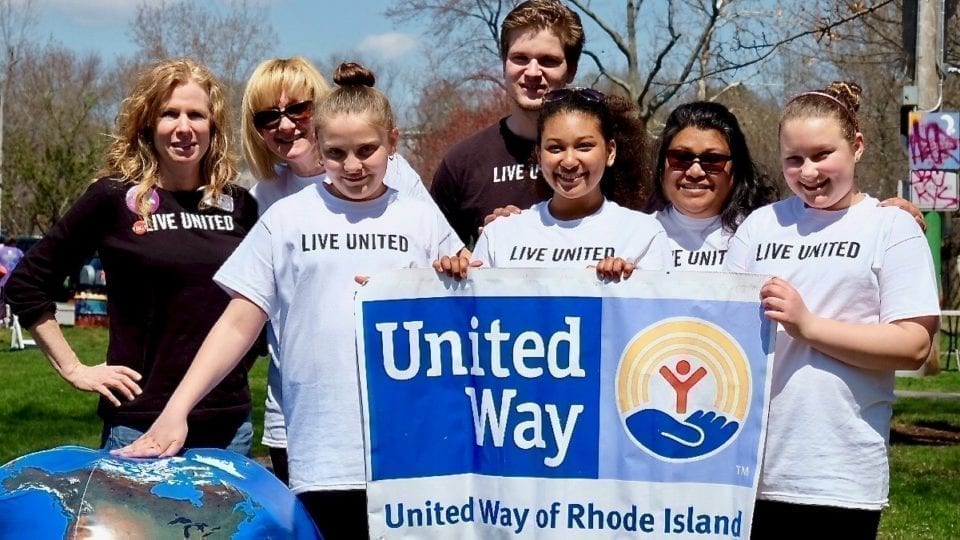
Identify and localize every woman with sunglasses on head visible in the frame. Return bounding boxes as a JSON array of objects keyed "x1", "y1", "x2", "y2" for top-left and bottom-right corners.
[
  {"x1": 437, "y1": 87, "x2": 669, "y2": 278},
  {"x1": 724, "y1": 81, "x2": 938, "y2": 539},
  {"x1": 4, "y1": 59, "x2": 260, "y2": 454},
  {"x1": 477, "y1": 100, "x2": 764, "y2": 278},
  {"x1": 241, "y1": 57, "x2": 438, "y2": 484}
]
